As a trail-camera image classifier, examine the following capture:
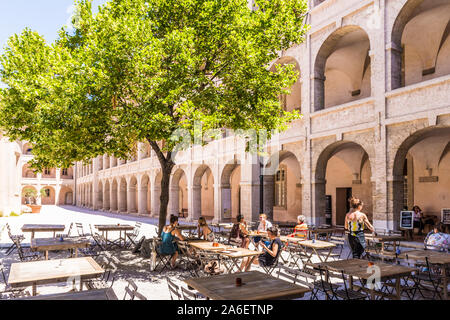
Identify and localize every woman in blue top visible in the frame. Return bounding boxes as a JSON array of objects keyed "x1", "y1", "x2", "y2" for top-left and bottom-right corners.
[{"x1": 160, "y1": 215, "x2": 185, "y2": 268}]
